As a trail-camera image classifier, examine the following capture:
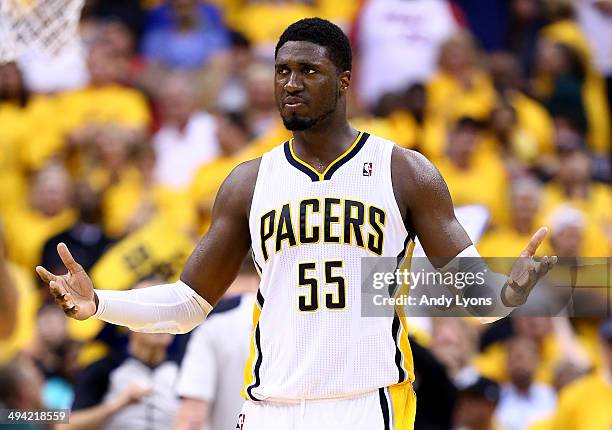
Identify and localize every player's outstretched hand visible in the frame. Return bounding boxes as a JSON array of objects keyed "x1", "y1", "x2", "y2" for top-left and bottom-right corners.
[
  {"x1": 35, "y1": 243, "x2": 96, "y2": 320},
  {"x1": 504, "y1": 227, "x2": 558, "y2": 306}
]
